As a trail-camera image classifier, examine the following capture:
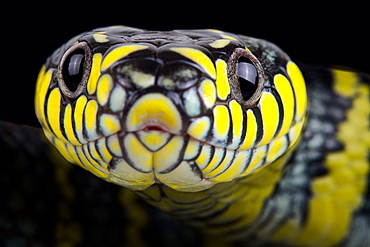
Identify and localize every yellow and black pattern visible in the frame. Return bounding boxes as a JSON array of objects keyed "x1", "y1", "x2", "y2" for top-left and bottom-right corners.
[
  {"x1": 35, "y1": 26, "x2": 307, "y2": 193},
  {"x1": 3, "y1": 26, "x2": 368, "y2": 246}
]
